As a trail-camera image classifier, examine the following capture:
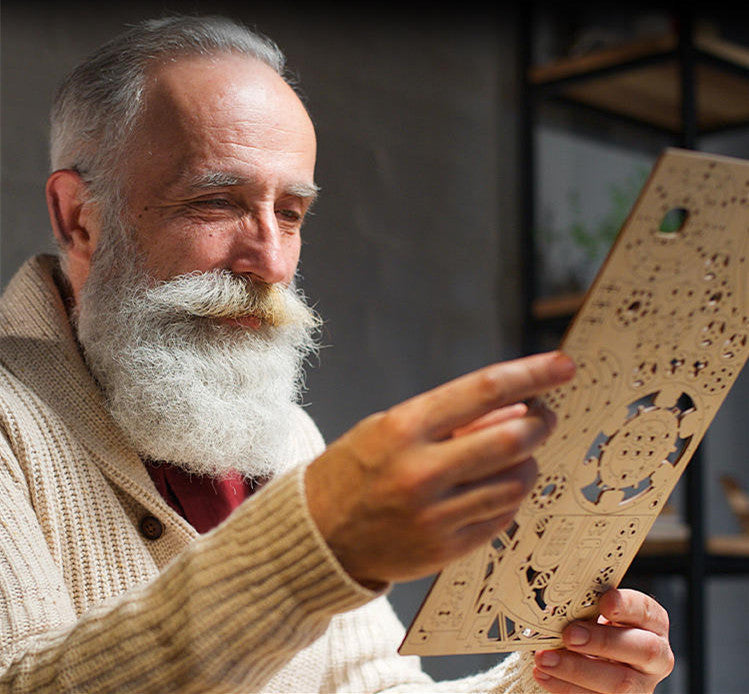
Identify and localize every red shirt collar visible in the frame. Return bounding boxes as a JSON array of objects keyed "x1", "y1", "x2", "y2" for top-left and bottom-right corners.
[{"x1": 144, "y1": 460, "x2": 266, "y2": 534}]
